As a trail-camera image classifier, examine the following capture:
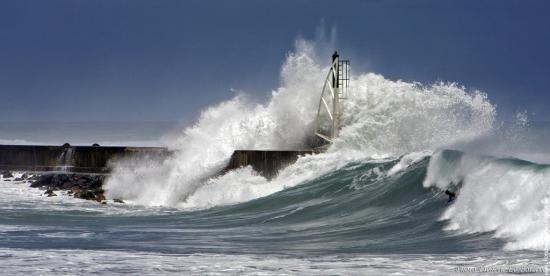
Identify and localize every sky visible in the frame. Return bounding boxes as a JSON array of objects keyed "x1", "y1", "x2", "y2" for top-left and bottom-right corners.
[{"x1": 0, "y1": 0, "x2": 549, "y2": 123}]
